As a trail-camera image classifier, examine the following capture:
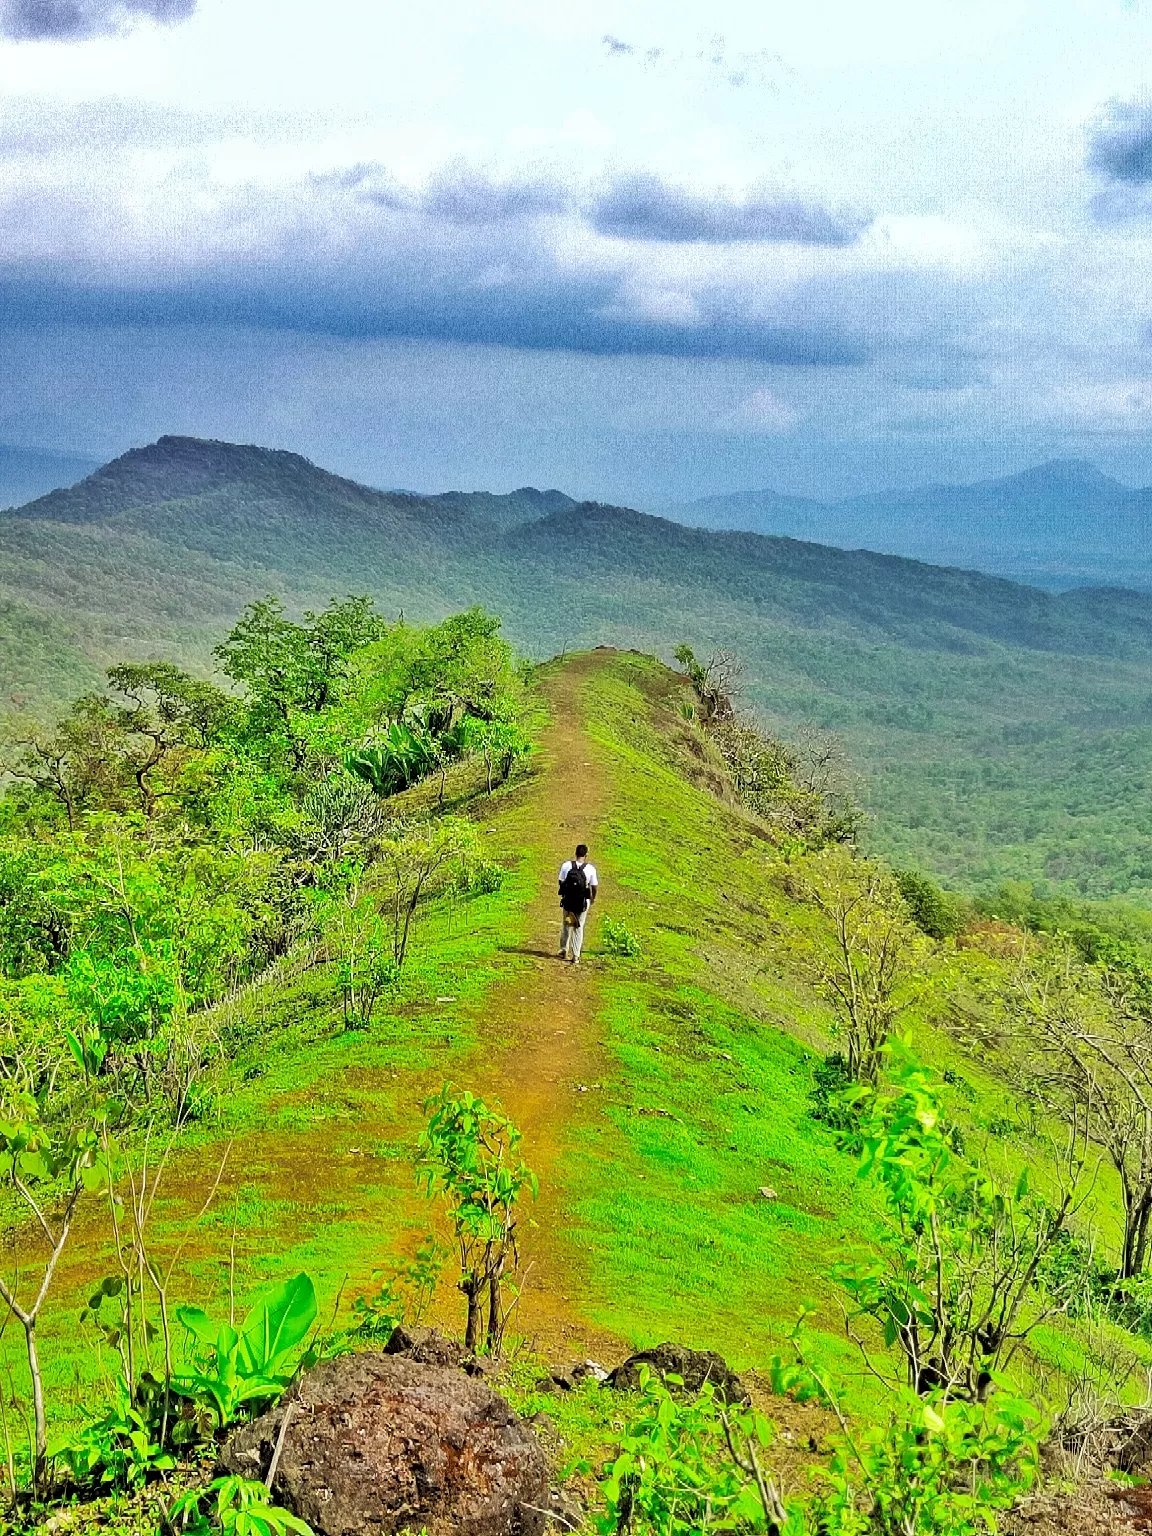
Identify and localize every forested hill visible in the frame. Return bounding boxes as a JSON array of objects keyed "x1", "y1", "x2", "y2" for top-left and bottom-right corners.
[{"x1": 4, "y1": 433, "x2": 1152, "y2": 900}]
